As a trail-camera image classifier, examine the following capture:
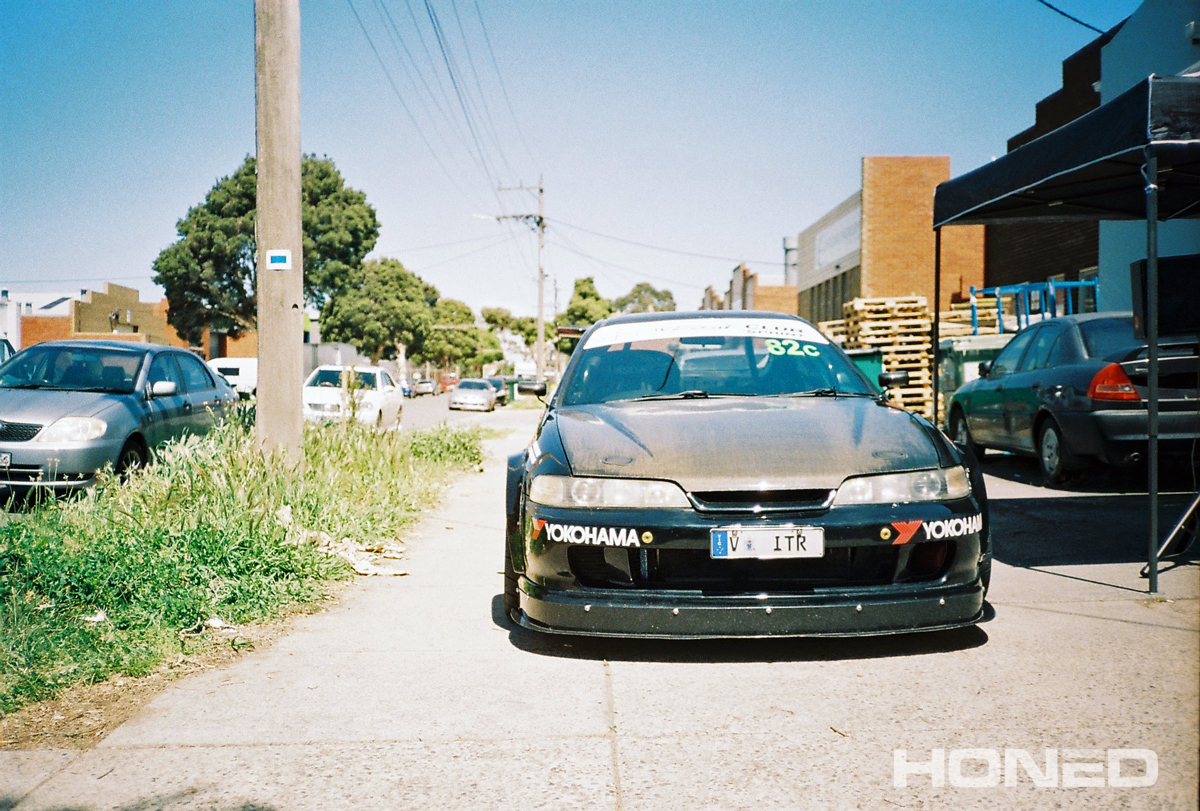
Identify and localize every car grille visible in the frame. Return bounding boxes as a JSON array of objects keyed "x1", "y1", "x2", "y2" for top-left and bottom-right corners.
[
  {"x1": 0, "y1": 421, "x2": 43, "y2": 442},
  {"x1": 688, "y1": 488, "x2": 833, "y2": 514},
  {"x1": 567, "y1": 542, "x2": 952, "y2": 593}
]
